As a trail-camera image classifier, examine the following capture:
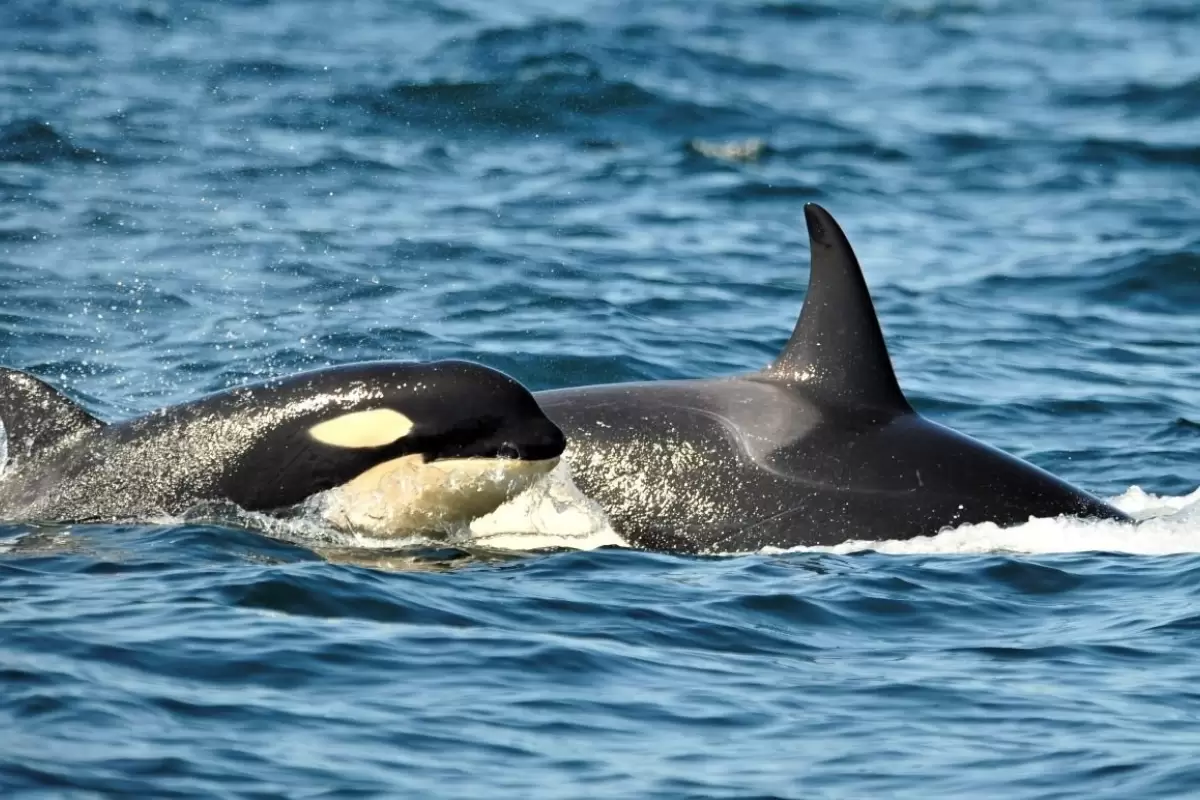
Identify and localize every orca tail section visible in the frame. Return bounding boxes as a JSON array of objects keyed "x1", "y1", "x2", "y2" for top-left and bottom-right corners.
[
  {"x1": 0, "y1": 367, "x2": 103, "y2": 473},
  {"x1": 766, "y1": 204, "x2": 912, "y2": 414}
]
